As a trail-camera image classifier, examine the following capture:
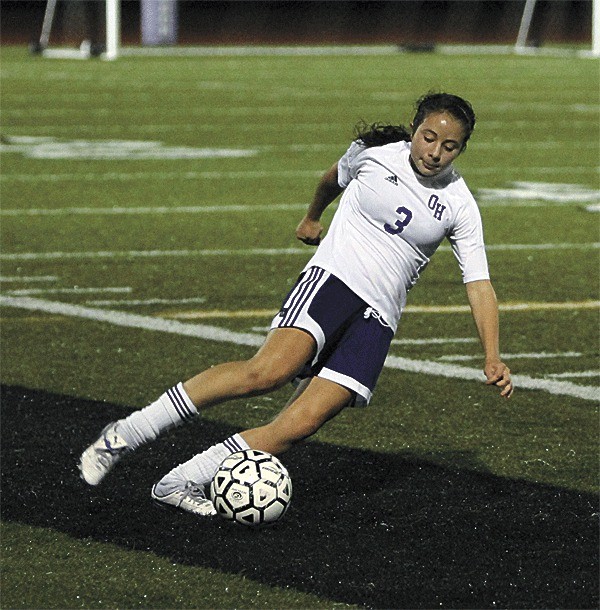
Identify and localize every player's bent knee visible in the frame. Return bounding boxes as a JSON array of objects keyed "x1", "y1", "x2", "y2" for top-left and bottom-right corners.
[{"x1": 240, "y1": 359, "x2": 296, "y2": 394}]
